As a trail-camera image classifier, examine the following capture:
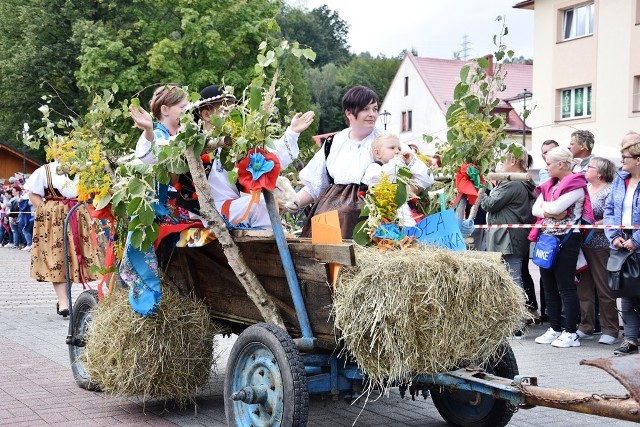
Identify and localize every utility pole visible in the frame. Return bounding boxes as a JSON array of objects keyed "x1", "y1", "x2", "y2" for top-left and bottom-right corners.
[{"x1": 460, "y1": 35, "x2": 471, "y2": 60}]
